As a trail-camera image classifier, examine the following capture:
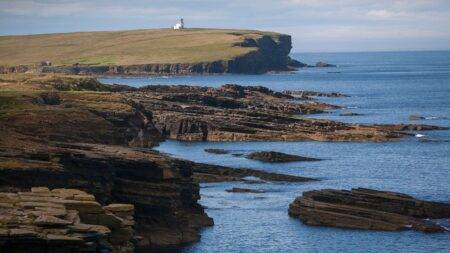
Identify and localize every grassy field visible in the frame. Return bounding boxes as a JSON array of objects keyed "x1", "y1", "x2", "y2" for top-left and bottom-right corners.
[{"x1": 0, "y1": 28, "x2": 282, "y2": 66}]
